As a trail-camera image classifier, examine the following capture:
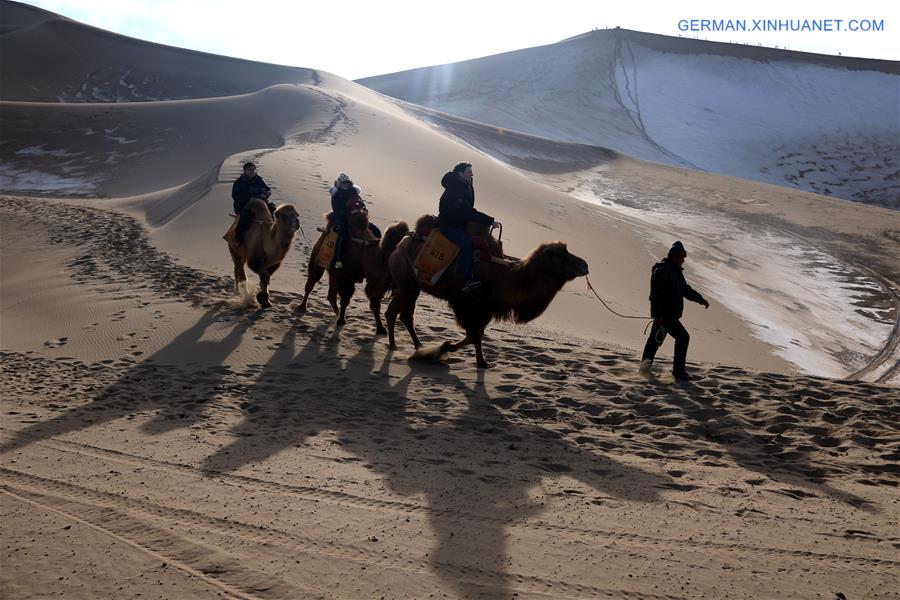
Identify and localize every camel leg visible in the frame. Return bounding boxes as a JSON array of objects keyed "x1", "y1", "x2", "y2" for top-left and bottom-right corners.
[
  {"x1": 386, "y1": 293, "x2": 402, "y2": 350},
  {"x1": 446, "y1": 335, "x2": 471, "y2": 352},
  {"x1": 299, "y1": 263, "x2": 325, "y2": 312},
  {"x1": 326, "y1": 272, "x2": 339, "y2": 315},
  {"x1": 472, "y1": 328, "x2": 491, "y2": 369},
  {"x1": 400, "y1": 288, "x2": 423, "y2": 349},
  {"x1": 230, "y1": 248, "x2": 247, "y2": 294},
  {"x1": 257, "y1": 272, "x2": 272, "y2": 308},
  {"x1": 365, "y1": 281, "x2": 387, "y2": 335},
  {"x1": 336, "y1": 277, "x2": 355, "y2": 327}
]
